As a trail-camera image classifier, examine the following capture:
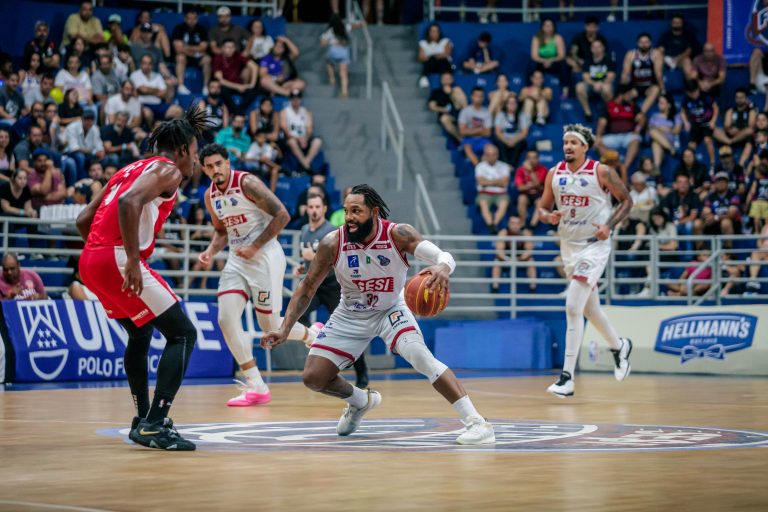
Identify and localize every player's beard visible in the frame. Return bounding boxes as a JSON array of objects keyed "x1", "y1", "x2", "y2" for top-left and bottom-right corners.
[{"x1": 346, "y1": 217, "x2": 374, "y2": 244}]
